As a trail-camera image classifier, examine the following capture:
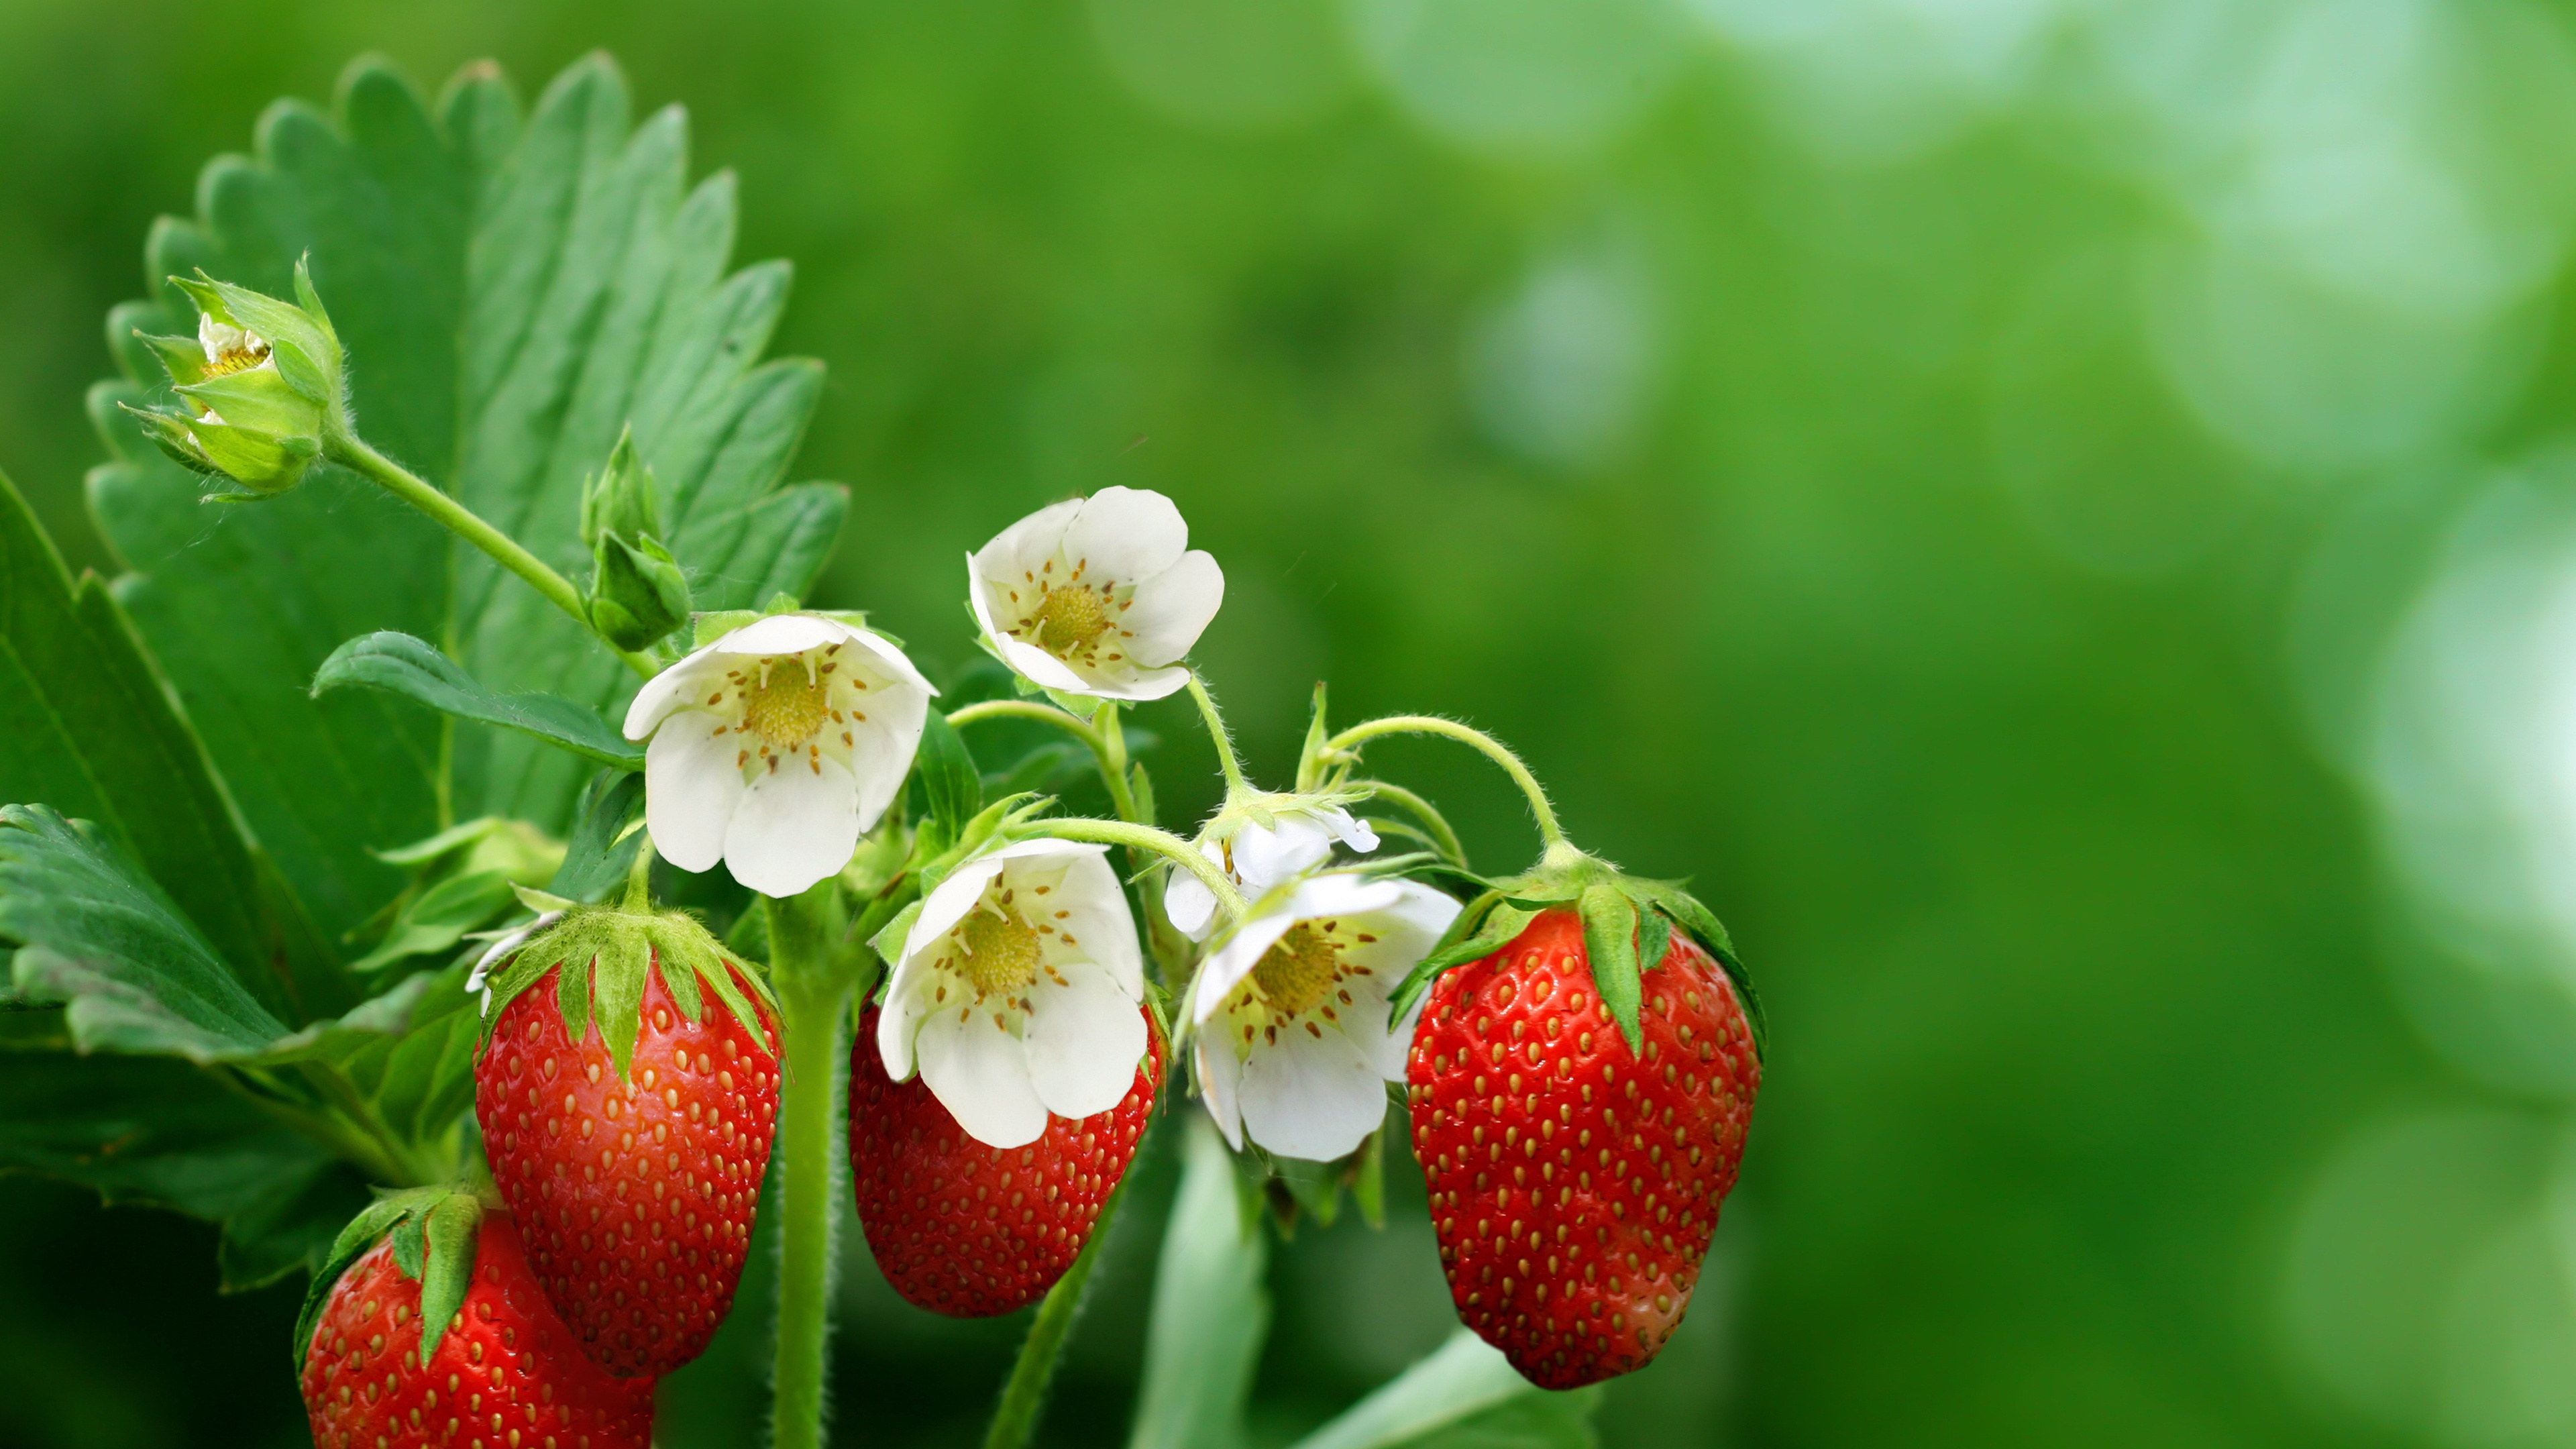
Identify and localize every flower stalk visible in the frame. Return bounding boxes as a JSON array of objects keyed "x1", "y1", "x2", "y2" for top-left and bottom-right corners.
[
  {"x1": 1314, "y1": 716, "x2": 1579, "y2": 869},
  {"x1": 765, "y1": 881, "x2": 865, "y2": 1449},
  {"x1": 981, "y1": 1175, "x2": 1133, "y2": 1449}
]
